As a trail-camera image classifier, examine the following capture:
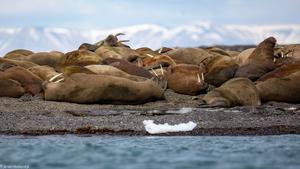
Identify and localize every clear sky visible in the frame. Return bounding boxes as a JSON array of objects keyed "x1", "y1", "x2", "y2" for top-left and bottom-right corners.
[{"x1": 0, "y1": 0, "x2": 299, "y2": 29}]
